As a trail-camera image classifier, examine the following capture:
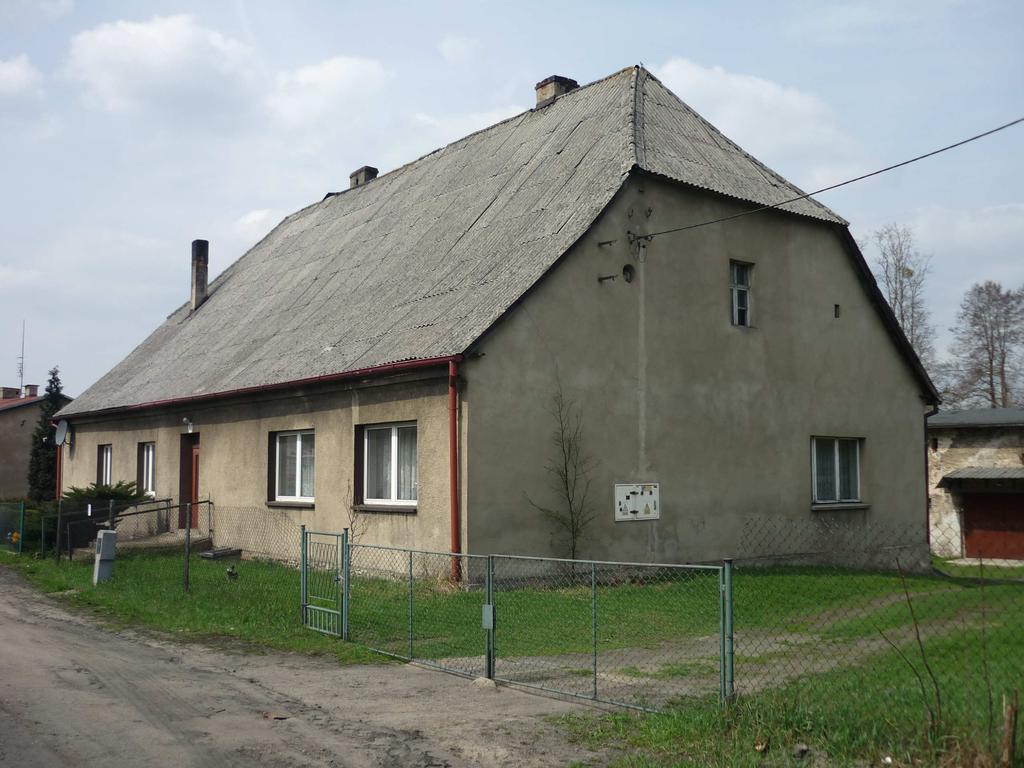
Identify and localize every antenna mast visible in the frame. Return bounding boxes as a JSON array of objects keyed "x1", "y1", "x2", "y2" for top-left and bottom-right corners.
[{"x1": 17, "y1": 320, "x2": 25, "y2": 394}]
